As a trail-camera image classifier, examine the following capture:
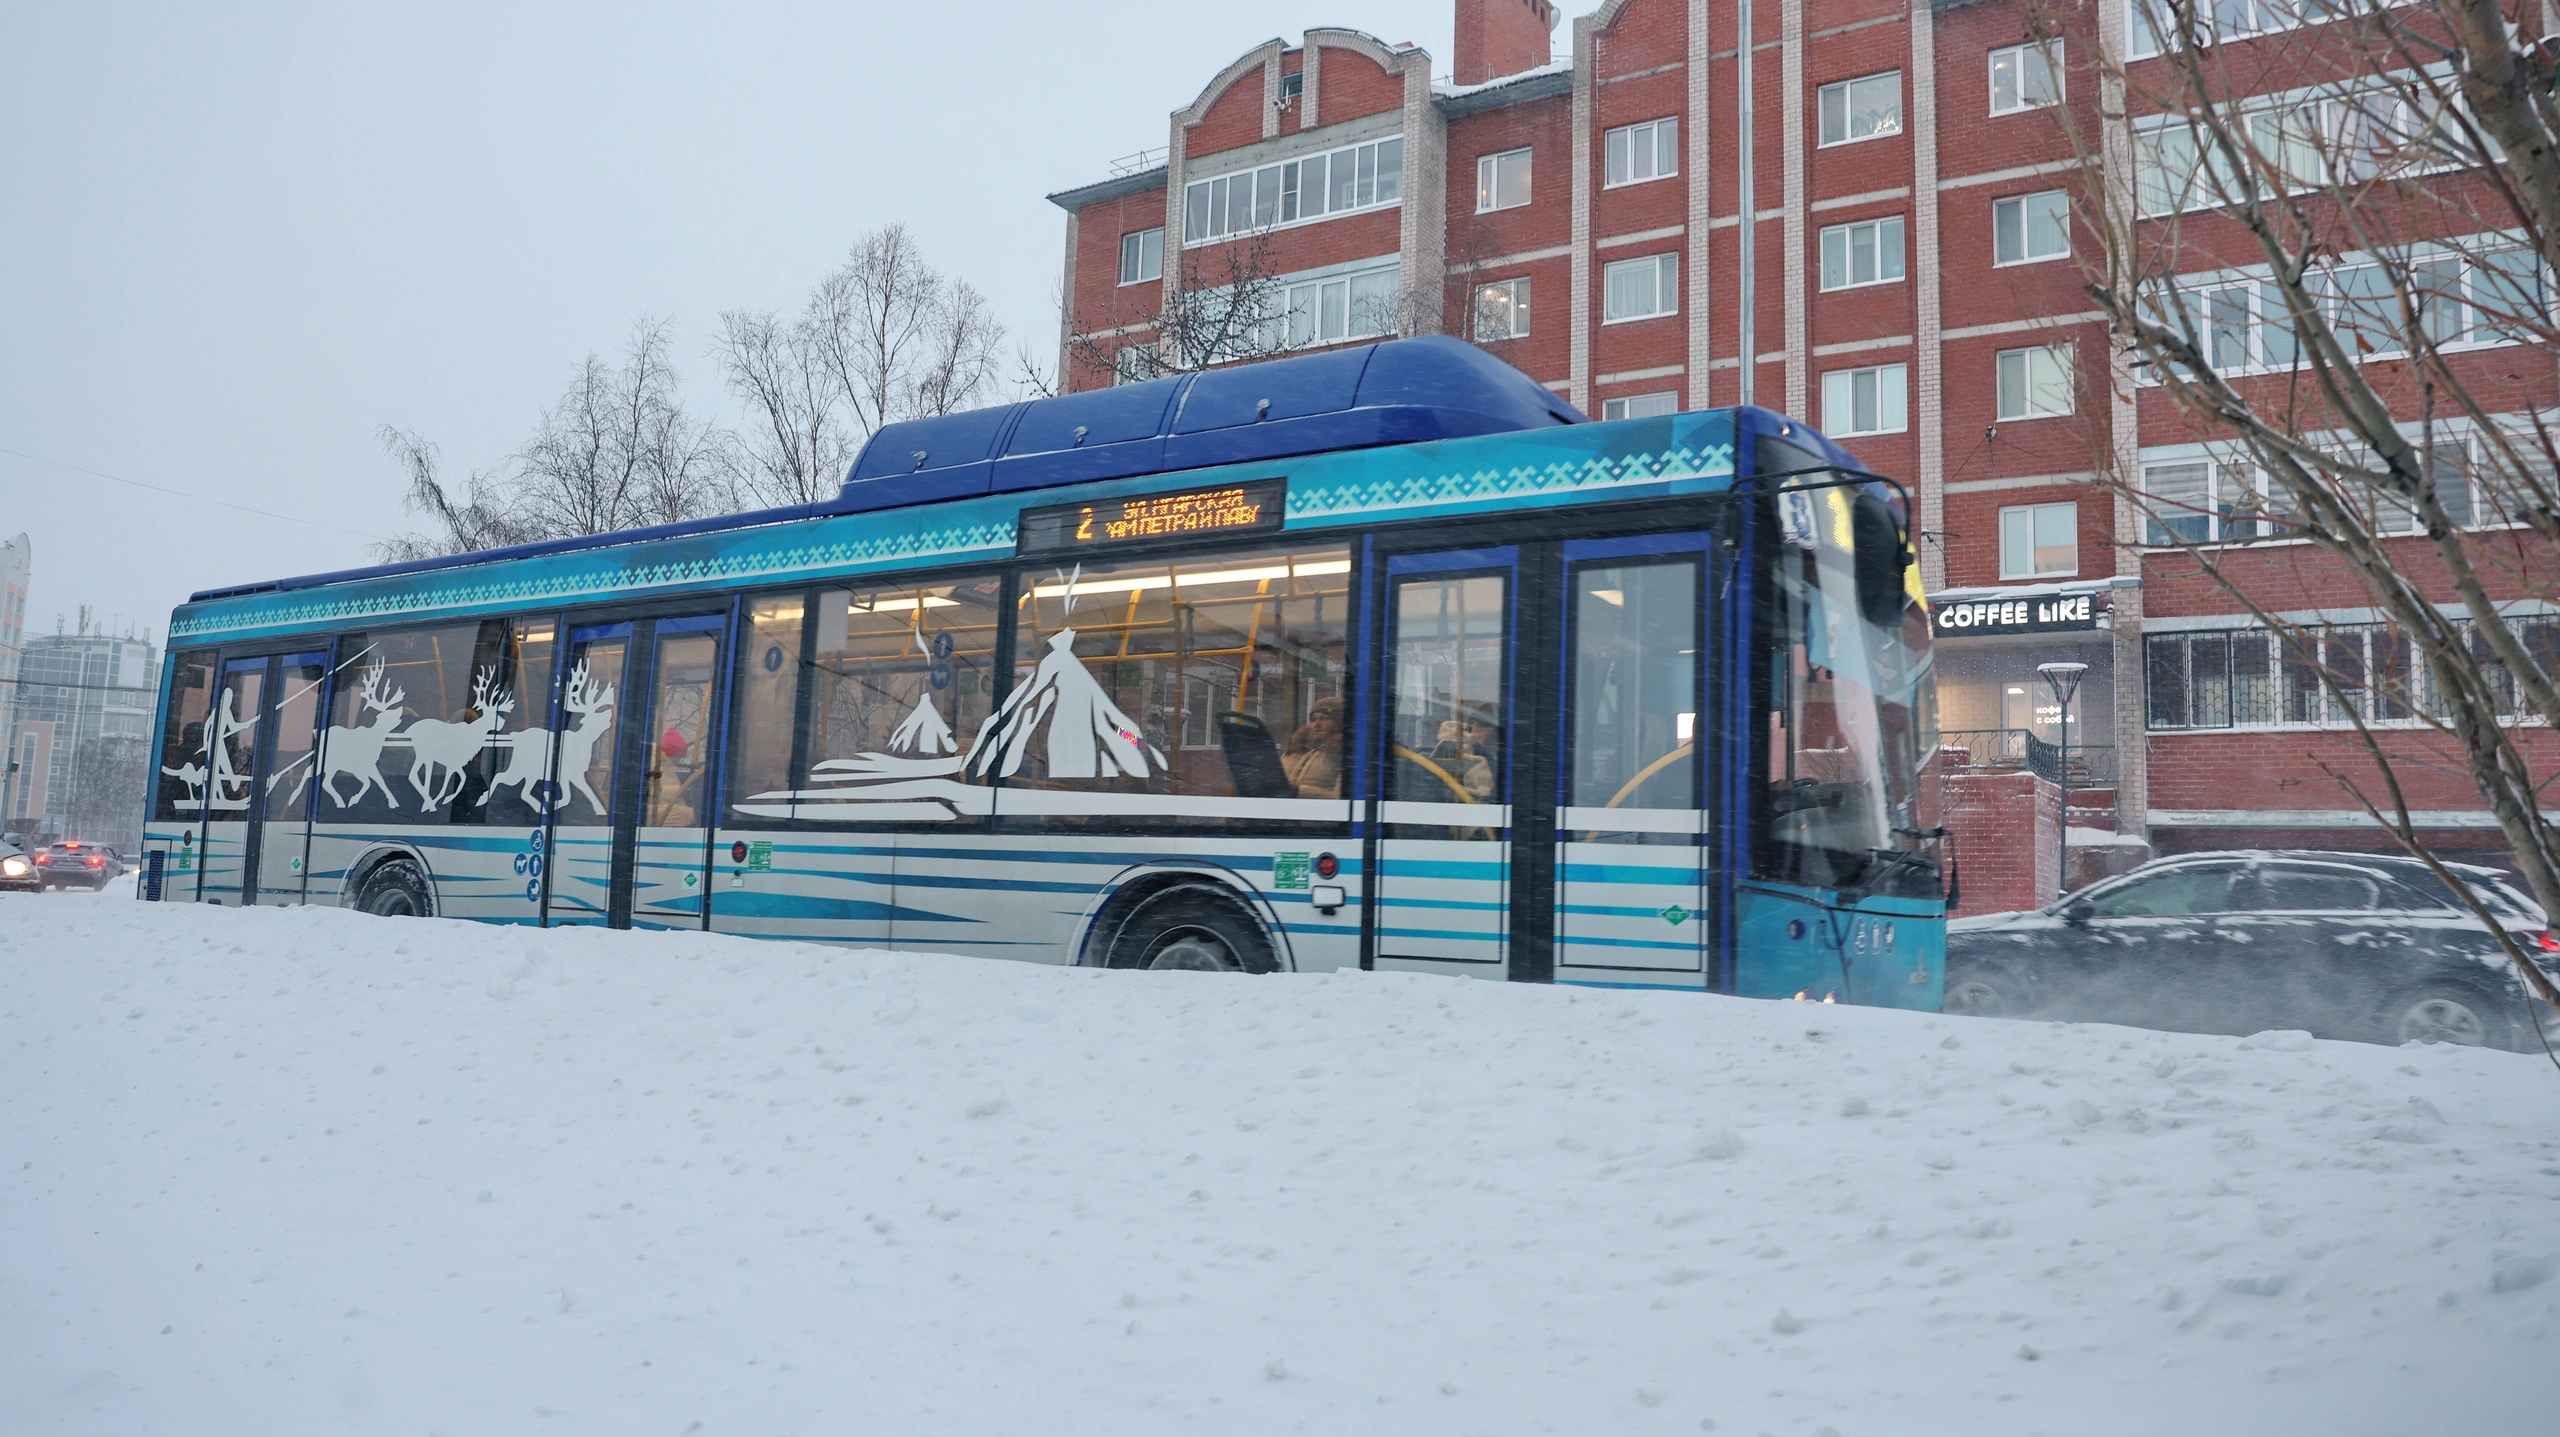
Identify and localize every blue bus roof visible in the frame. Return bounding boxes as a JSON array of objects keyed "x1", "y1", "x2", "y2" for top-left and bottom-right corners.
[{"x1": 196, "y1": 336, "x2": 1587, "y2": 603}]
